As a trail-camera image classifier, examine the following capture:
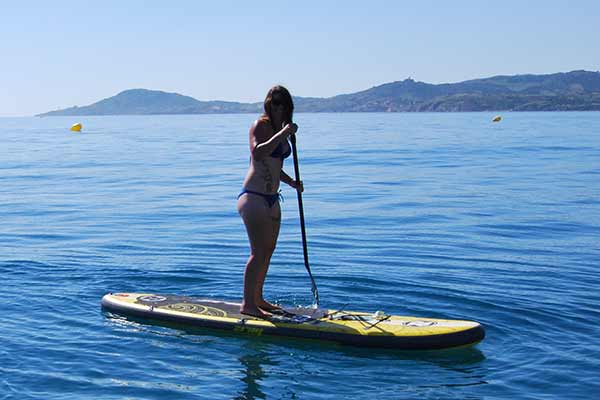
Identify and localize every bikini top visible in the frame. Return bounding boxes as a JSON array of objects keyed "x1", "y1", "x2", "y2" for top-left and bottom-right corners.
[{"x1": 270, "y1": 140, "x2": 291, "y2": 160}]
